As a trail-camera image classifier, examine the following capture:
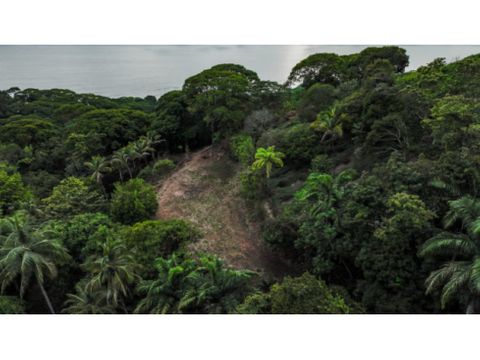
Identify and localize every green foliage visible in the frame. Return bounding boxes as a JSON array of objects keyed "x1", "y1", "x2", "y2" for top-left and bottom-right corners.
[
  {"x1": 0, "y1": 143, "x2": 27, "y2": 167},
  {"x1": 353, "y1": 46, "x2": 409, "y2": 74},
  {"x1": 62, "y1": 281, "x2": 115, "y2": 314},
  {"x1": 297, "y1": 83, "x2": 337, "y2": 122},
  {"x1": 138, "y1": 158, "x2": 175, "y2": 181},
  {"x1": 237, "y1": 273, "x2": 351, "y2": 314},
  {"x1": 183, "y1": 64, "x2": 258, "y2": 142},
  {"x1": 50, "y1": 212, "x2": 114, "y2": 260},
  {"x1": 42, "y1": 177, "x2": 105, "y2": 219},
  {"x1": 422, "y1": 95, "x2": 480, "y2": 150},
  {"x1": 251, "y1": 146, "x2": 285, "y2": 178},
  {"x1": 121, "y1": 219, "x2": 200, "y2": 278},
  {"x1": 0, "y1": 296, "x2": 25, "y2": 314},
  {"x1": 311, "y1": 103, "x2": 344, "y2": 144},
  {"x1": 0, "y1": 164, "x2": 31, "y2": 215},
  {"x1": 310, "y1": 154, "x2": 333, "y2": 173},
  {"x1": 153, "y1": 159, "x2": 175, "y2": 174},
  {"x1": 110, "y1": 178, "x2": 158, "y2": 225},
  {"x1": 84, "y1": 155, "x2": 111, "y2": 189},
  {"x1": 243, "y1": 109, "x2": 276, "y2": 140},
  {"x1": 151, "y1": 90, "x2": 209, "y2": 152},
  {"x1": 67, "y1": 108, "x2": 152, "y2": 156},
  {"x1": 3, "y1": 48, "x2": 480, "y2": 313},
  {"x1": 0, "y1": 213, "x2": 70, "y2": 313},
  {"x1": 257, "y1": 123, "x2": 318, "y2": 167},
  {"x1": 287, "y1": 46, "x2": 408, "y2": 88},
  {"x1": 287, "y1": 53, "x2": 349, "y2": 88},
  {"x1": 230, "y1": 134, "x2": 255, "y2": 166},
  {"x1": 135, "y1": 254, "x2": 254, "y2": 314},
  {"x1": 293, "y1": 170, "x2": 357, "y2": 276},
  {"x1": 22, "y1": 170, "x2": 61, "y2": 199},
  {"x1": 82, "y1": 237, "x2": 139, "y2": 308},
  {"x1": 239, "y1": 169, "x2": 266, "y2": 201},
  {"x1": 0, "y1": 115, "x2": 57, "y2": 148},
  {"x1": 419, "y1": 197, "x2": 480, "y2": 312},
  {"x1": 356, "y1": 192, "x2": 434, "y2": 313}
]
